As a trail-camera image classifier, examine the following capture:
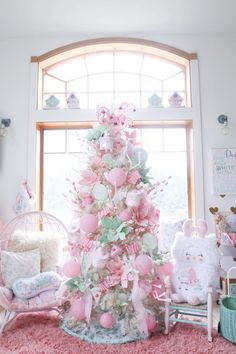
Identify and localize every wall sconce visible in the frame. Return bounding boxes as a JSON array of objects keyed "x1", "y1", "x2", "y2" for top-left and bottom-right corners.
[
  {"x1": 0, "y1": 118, "x2": 11, "y2": 137},
  {"x1": 218, "y1": 114, "x2": 230, "y2": 135}
]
